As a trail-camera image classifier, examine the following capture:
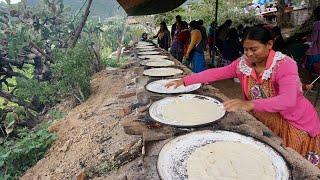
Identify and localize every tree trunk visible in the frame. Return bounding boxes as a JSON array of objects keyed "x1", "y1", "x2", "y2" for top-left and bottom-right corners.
[
  {"x1": 70, "y1": 0, "x2": 93, "y2": 48},
  {"x1": 116, "y1": 17, "x2": 128, "y2": 62},
  {"x1": 29, "y1": 42, "x2": 53, "y2": 62}
]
